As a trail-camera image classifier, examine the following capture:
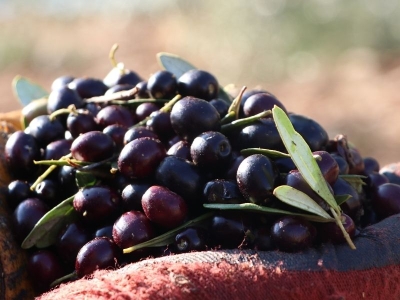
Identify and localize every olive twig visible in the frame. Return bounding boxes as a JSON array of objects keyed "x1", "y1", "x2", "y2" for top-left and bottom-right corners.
[
  {"x1": 48, "y1": 105, "x2": 77, "y2": 121},
  {"x1": 330, "y1": 207, "x2": 356, "y2": 250},
  {"x1": 220, "y1": 86, "x2": 247, "y2": 125},
  {"x1": 30, "y1": 153, "x2": 72, "y2": 191},
  {"x1": 85, "y1": 87, "x2": 139, "y2": 104},
  {"x1": 221, "y1": 110, "x2": 271, "y2": 134}
]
